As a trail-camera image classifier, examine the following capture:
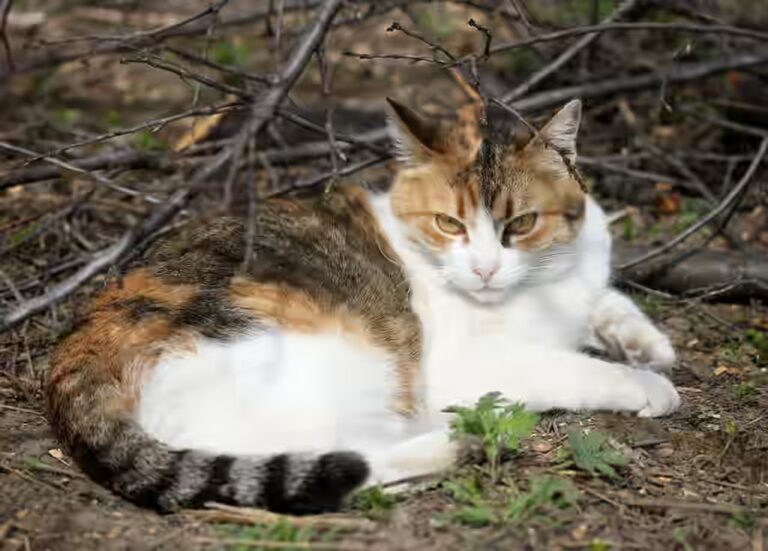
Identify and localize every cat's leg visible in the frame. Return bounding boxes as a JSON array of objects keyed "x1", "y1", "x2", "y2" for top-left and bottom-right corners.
[
  {"x1": 588, "y1": 288, "x2": 676, "y2": 371},
  {"x1": 427, "y1": 342, "x2": 680, "y2": 419},
  {"x1": 364, "y1": 429, "x2": 458, "y2": 485}
]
